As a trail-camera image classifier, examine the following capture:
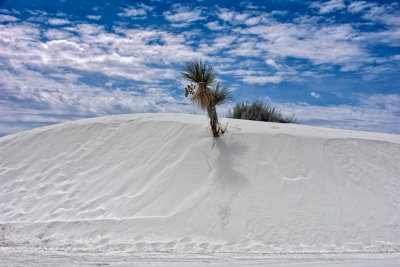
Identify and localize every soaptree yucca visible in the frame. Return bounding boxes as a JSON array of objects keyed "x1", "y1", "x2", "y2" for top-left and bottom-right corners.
[{"x1": 182, "y1": 59, "x2": 232, "y2": 137}]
